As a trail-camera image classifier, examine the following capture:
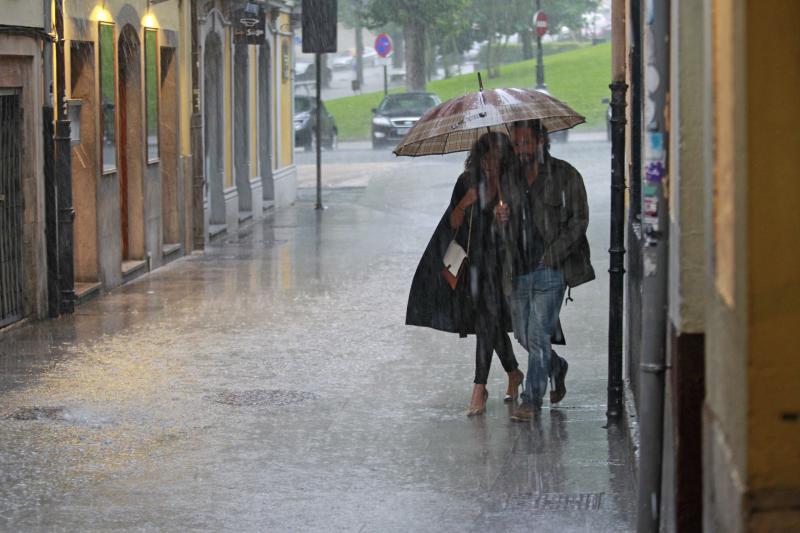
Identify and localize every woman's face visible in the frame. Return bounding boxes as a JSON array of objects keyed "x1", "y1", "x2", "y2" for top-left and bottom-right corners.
[{"x1": 480, "y1": 145, "x2": 502, "y2": 178}]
